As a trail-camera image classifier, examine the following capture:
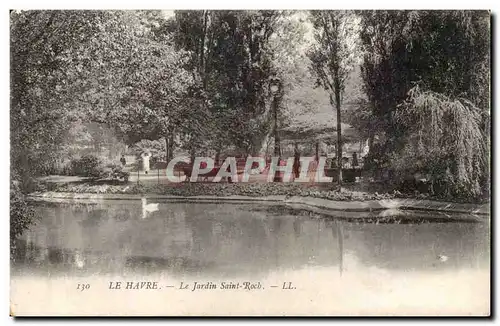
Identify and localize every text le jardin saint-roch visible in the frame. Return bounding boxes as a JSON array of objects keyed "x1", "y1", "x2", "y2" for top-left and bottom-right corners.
[
  {"x1": 159, "y1": 156, "x2": 337, "y2": 183},
  {"x1": 108, "y1": 281, "x2": 296, "y2": 291}
]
